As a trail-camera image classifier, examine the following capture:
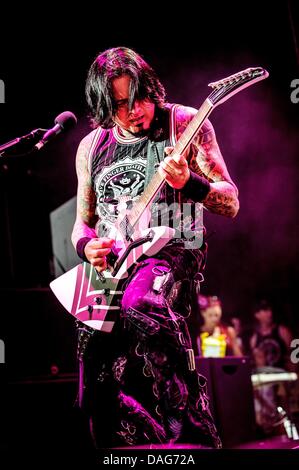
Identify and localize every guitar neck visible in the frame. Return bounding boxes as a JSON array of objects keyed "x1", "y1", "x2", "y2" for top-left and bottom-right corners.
[
  {"x1": 126, "y1": 98, "x2": 214, "y2": 227},
  {"x1": 172, "y1": 98, "x2": 213, "y2": 157}
]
